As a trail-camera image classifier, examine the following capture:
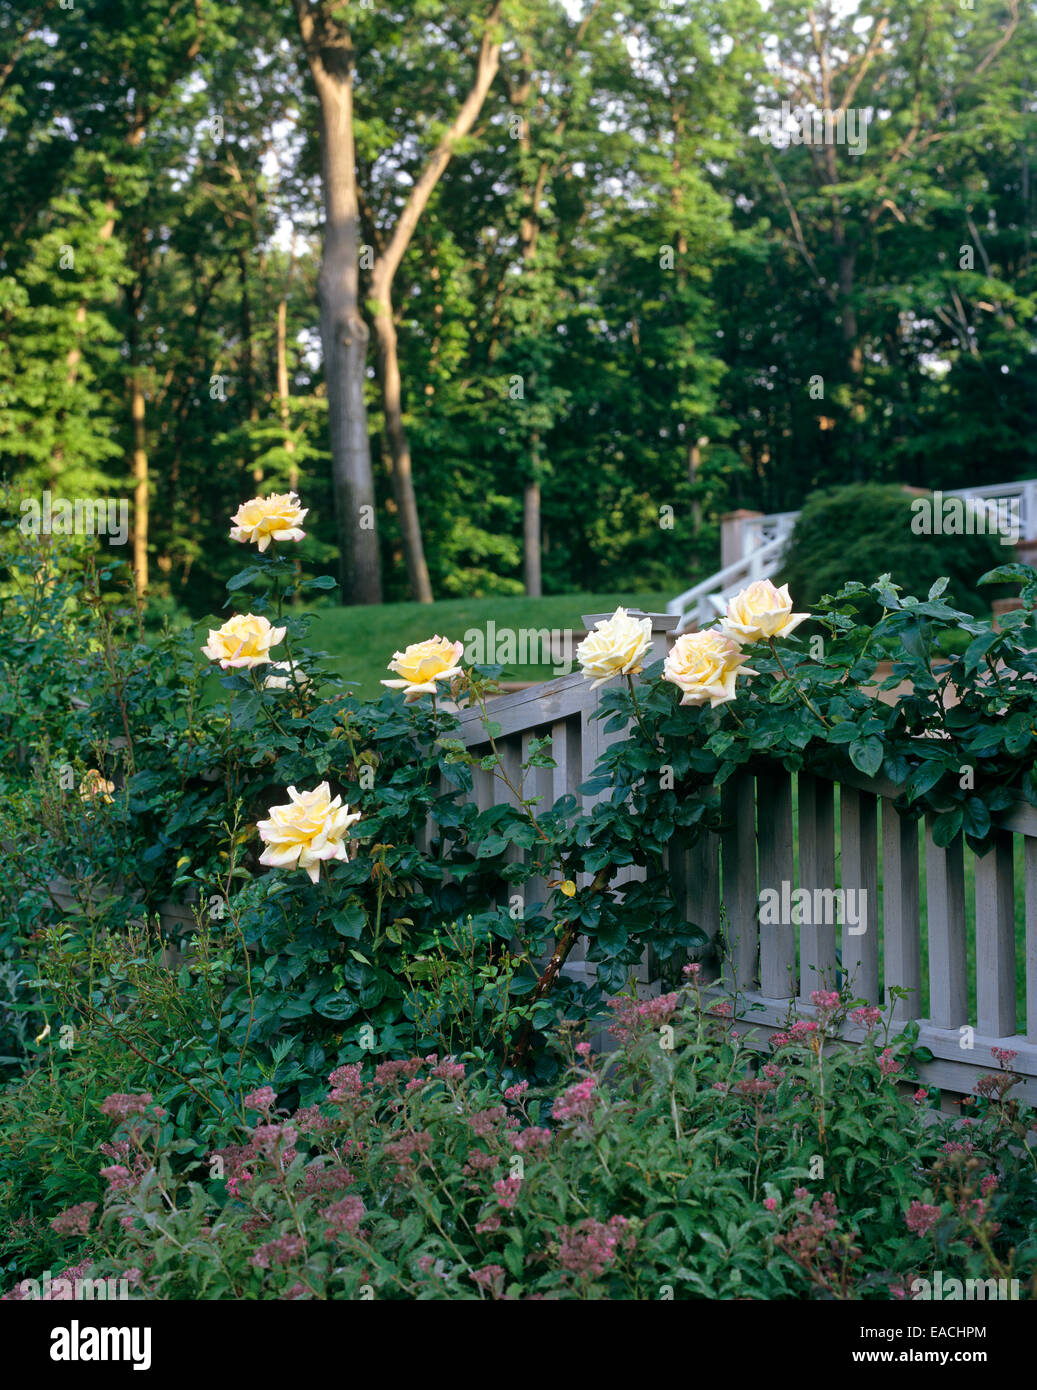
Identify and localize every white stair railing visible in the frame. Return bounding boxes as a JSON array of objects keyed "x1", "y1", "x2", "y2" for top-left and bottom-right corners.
[{"x1": 668, "y1": 480, "x2": 1037, "y2": 634}]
